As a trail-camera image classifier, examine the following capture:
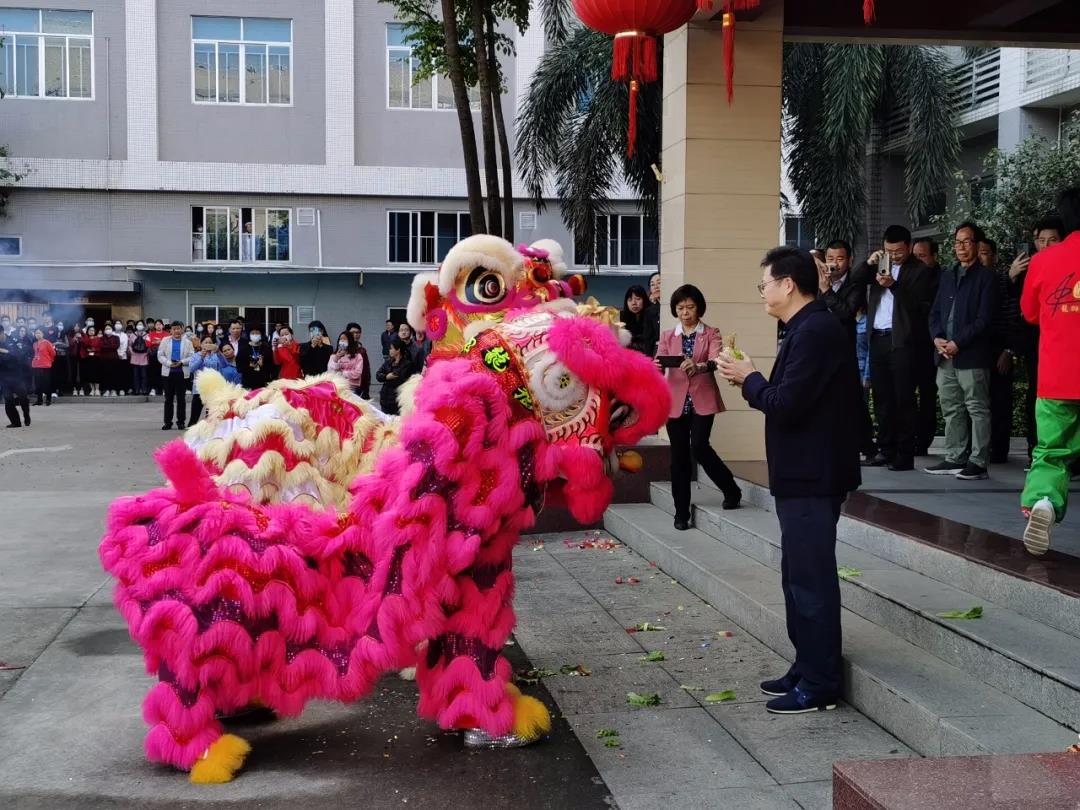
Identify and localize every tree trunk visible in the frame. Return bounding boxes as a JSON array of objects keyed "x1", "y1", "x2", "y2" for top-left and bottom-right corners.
[
  {"x1": 469, "y1": 0, "x2": 501, "y2": 238},
  {"x1": 441, "y1": 0, "x2": 486, "y2": 233},
  {"x1": 486, "y1": 13, "x2": 514, "y2": 243}
]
